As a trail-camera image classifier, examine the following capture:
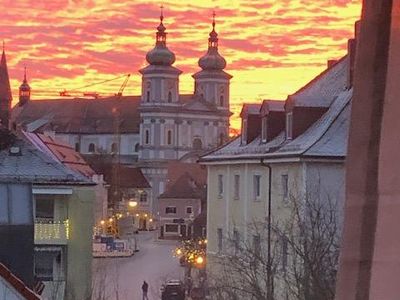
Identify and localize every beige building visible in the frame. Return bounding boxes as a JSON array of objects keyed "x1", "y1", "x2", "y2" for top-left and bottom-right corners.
[{"x1": 201, "y1": 54, "x2": 352, "y2": 299}]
